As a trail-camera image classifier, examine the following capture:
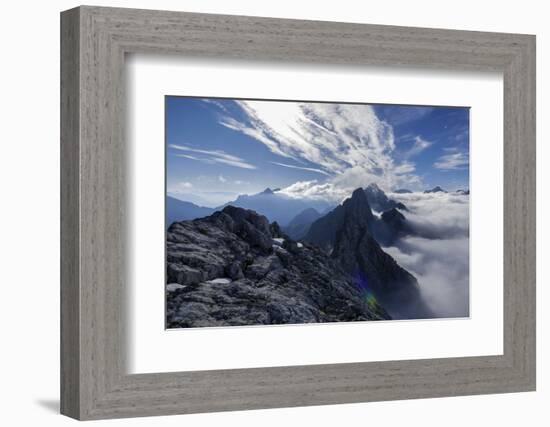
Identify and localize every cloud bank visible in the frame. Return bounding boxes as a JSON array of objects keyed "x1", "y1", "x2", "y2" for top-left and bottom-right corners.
[{"x1": 384, "y1": 192, "x2": 470, "y2": 318}]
